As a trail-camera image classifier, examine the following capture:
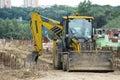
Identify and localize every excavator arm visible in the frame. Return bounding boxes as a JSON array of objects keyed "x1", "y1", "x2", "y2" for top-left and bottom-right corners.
[{"x1": 30, "y1": 12, "x2": 63, "y2": 57}]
